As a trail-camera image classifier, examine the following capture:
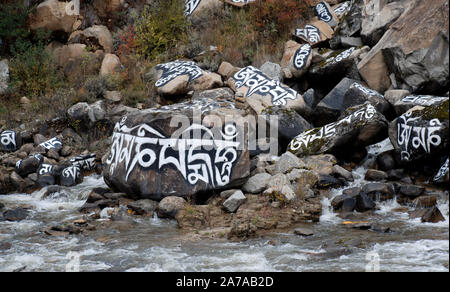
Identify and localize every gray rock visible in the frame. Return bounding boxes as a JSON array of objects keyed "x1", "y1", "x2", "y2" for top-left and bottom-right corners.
[
  {"x1": 0, "y1": 59, "x2": 9, "y2": 94},
  {"x1": 341, "y1": 37, "x2": 363, "y2": 48},
  {"x1": 265, "y1": 173, "x2": 296, "y2": 201},
  {"x1": 294, "y1": 228, "x2": 314, "y2": 236},
  {"x1": 223, "y1": 190, "x2": 246, "y2": 213},
  {"x1": 3, "y1": 208, "x2": 29, "y2": 221},
  {"x1": 332, "y1": 165, "x2": 354, "y2": 181},
  {"x1": 242, "y1": 173, "x2": 271, "y2": 194},
  {"x1": 273, "y1": 152, "x2": 305, "y2": 174},
  {"x1": 192, "y1": 87, "x2": 234, "y2": 101},
  {"x1": 260, "y1": 61, "x2": 283, "y2": 82}
]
